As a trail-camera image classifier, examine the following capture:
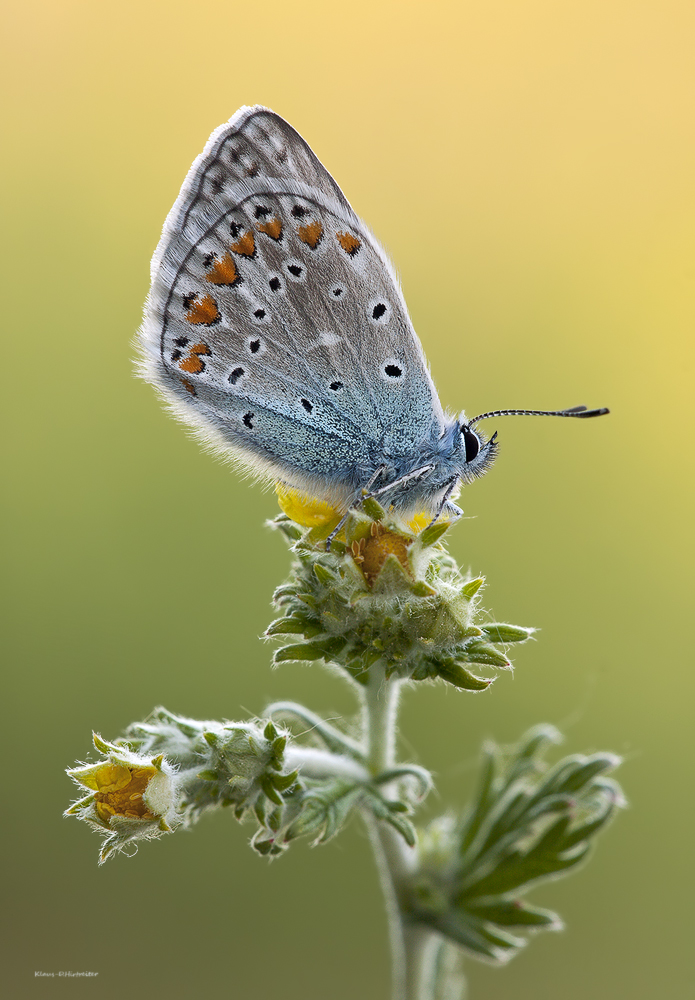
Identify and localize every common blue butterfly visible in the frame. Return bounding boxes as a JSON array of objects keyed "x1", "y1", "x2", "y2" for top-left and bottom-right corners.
[{"x1": 139, "y1": 107, "x2": 606, "y2": 535}]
